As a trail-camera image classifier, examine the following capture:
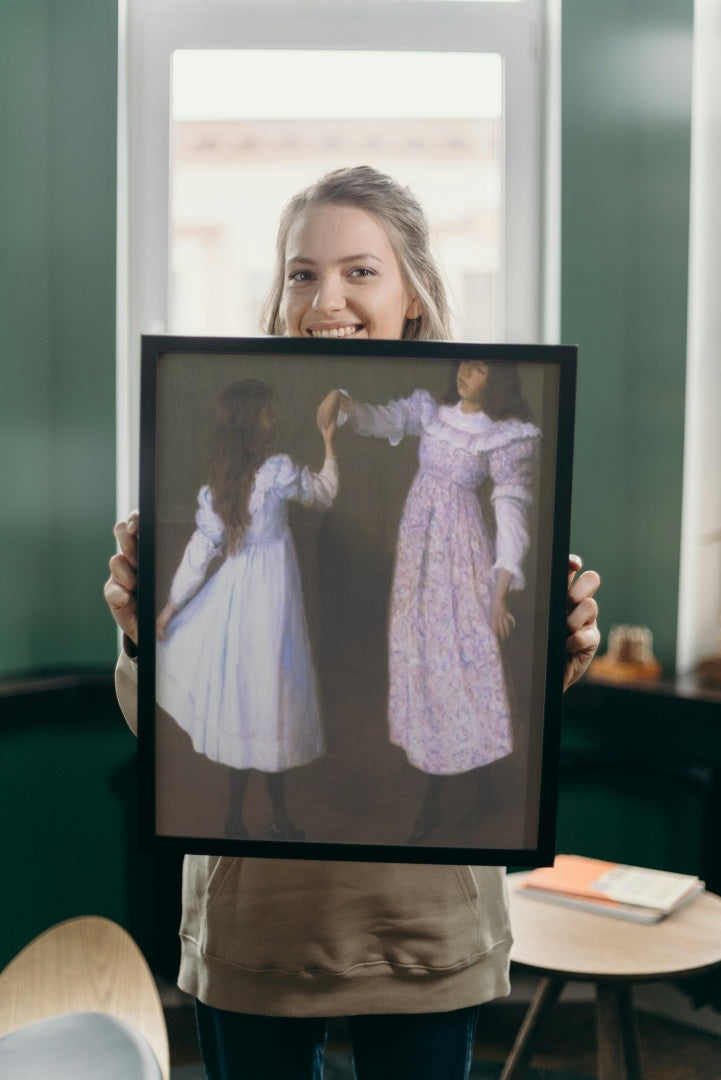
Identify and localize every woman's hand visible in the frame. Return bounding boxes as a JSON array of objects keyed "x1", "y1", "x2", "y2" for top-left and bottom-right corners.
[
  {"x1": 491, "y1": 596, "x2": 516, "y2": 641},
  {"x1": 316, "y1": 390, "x2": 344, "y2": 432},
  {"x1": 103, "y1": 511, "x2": 139, "y2": 646},
  {"x1": 564, "y1": 554, "x2": 601, "y2": 691},
  {"x1": 491, "y1": 569, "x2": 515, "y2": 641},
  {"x1": 321, "y1": 416, "x2": 338, "y2": 457},
  {"x1": 156, "y1": 601, "x2": 177, "y2": 641}
]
